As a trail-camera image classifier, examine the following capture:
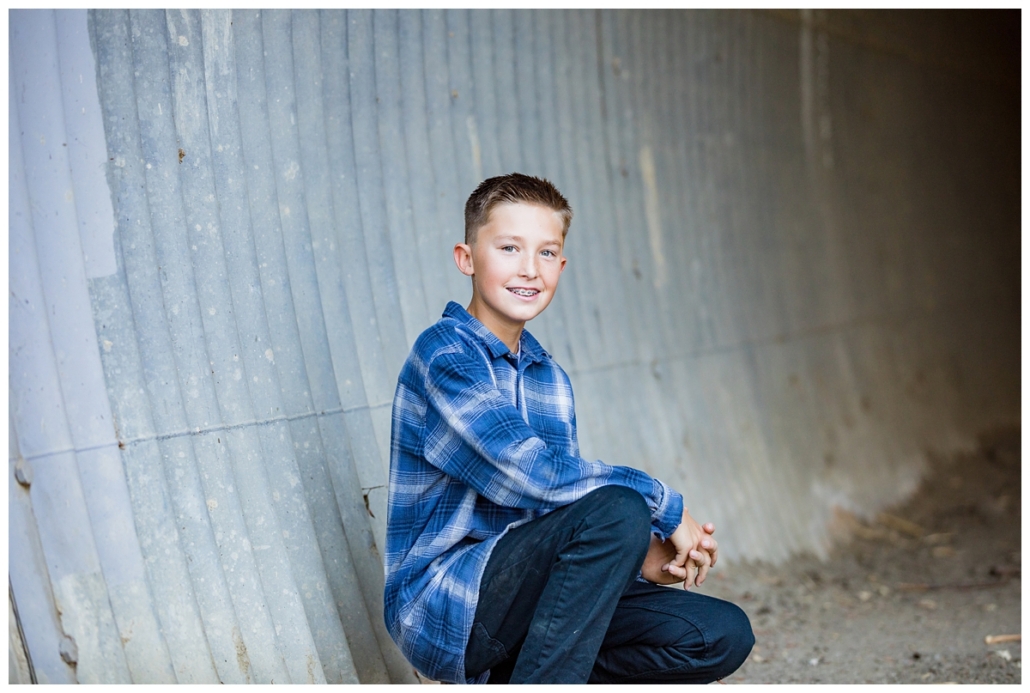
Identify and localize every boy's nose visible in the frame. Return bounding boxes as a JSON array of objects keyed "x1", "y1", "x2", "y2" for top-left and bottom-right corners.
[{"x1": 519, "y1": 256, "x2": 538, "y2": 278}]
